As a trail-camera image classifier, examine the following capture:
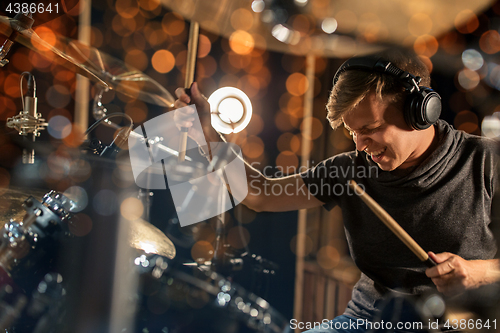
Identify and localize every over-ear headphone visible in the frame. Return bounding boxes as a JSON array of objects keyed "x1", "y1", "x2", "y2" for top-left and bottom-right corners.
[{"x1": 333, "y1": 56, "x2": 441, "y2": 130}]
